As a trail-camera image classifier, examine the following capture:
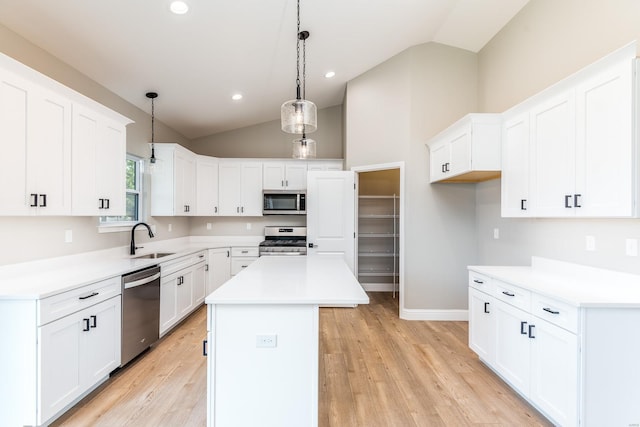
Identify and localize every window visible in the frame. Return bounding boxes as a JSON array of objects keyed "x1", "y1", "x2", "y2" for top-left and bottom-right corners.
[{"x1": 100, "y1": 154, "x2": 144, "y2": 228}]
